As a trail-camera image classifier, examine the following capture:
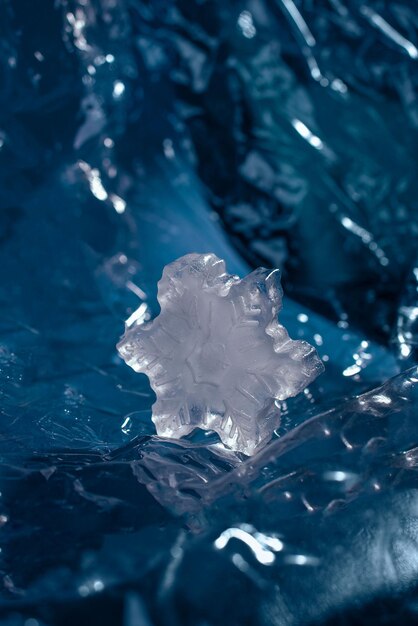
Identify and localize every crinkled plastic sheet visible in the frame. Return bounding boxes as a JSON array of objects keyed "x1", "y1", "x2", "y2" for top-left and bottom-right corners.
[{"x1": 0, "y1": 0, "x2": 418, "y2": 624}]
